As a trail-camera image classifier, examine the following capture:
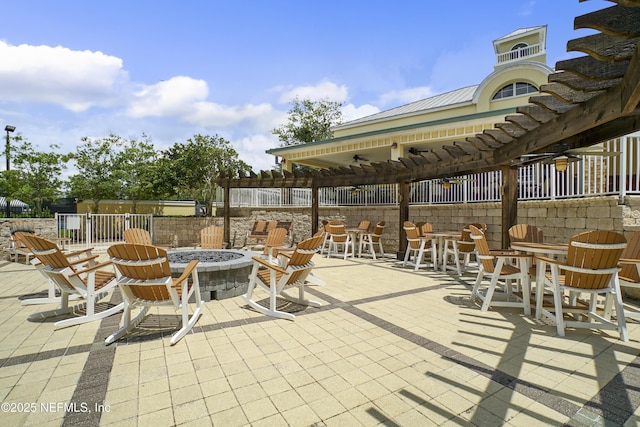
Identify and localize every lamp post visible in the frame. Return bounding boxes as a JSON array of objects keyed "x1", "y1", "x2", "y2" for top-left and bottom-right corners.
[{"x1": 4, "y1": 125, "x2": 15, "y2": 218}]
